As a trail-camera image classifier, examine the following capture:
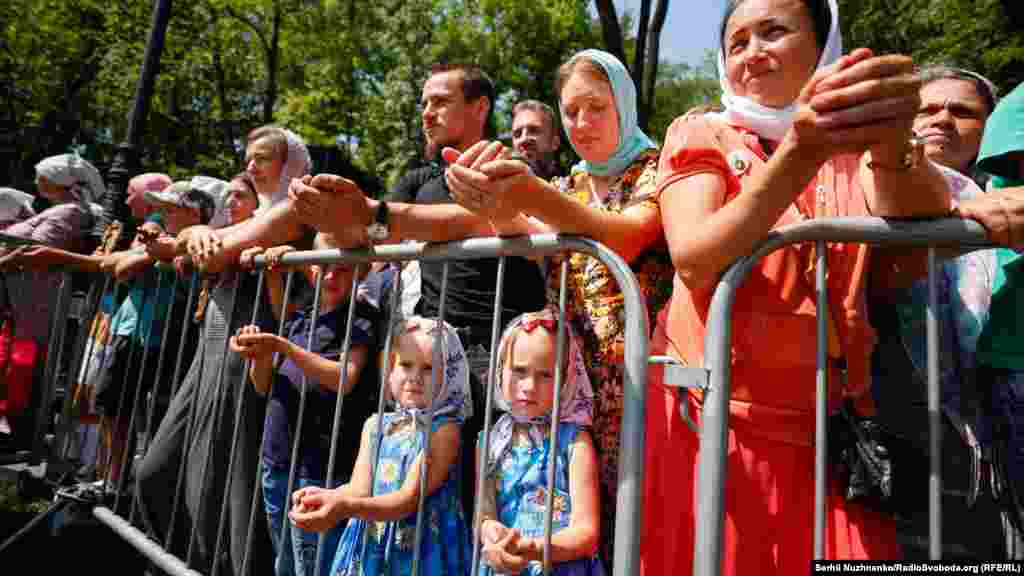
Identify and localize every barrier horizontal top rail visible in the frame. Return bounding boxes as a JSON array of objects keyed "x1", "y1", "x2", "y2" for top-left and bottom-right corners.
[
  {"x1": 250, "y1": 233, "x2": 611, "y2": 267},
  {"x1": 694, "y1": 216, "x2": 993, "y2": 576},
  {"x1": 253, "y1": 233, "x2": 650, "y2": 576}
]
